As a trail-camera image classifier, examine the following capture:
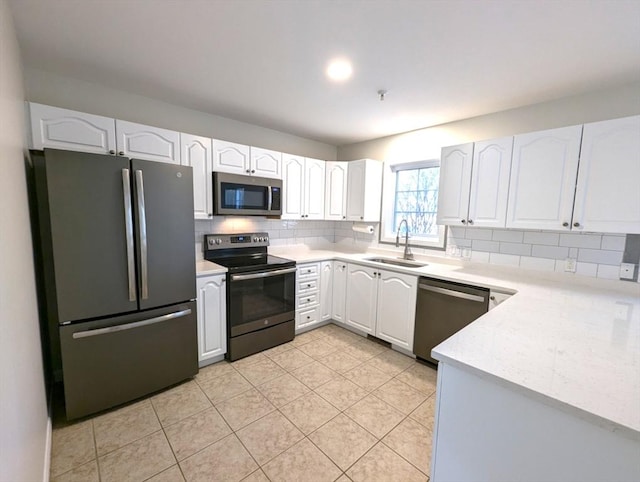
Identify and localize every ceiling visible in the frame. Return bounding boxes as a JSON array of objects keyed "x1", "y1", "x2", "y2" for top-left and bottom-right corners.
[{"x1": 8, "y1": 0, "x2": 640, "y2": 146}]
